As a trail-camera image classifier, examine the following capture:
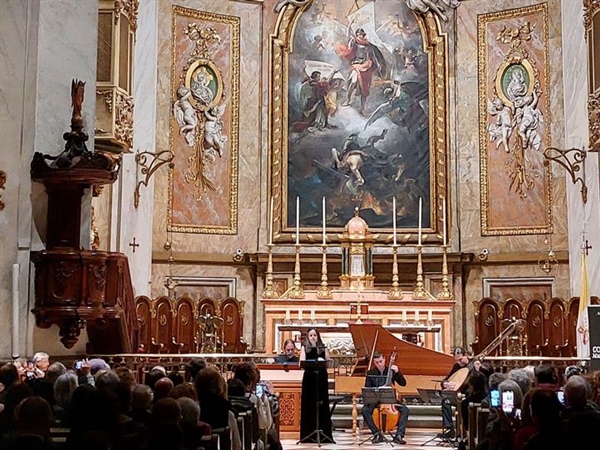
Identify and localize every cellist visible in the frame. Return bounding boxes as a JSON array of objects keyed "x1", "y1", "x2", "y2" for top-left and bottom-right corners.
[{"x1": 361, "y1": 351, "x2": 410, "y2": 445}]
